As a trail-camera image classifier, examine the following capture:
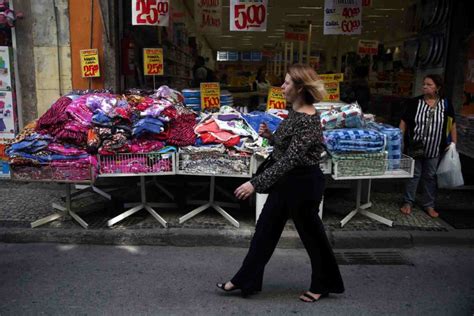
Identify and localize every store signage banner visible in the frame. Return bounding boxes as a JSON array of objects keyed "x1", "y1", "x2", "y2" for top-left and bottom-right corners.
[
  {"x1": 80, "y1": 49, "x2": 100, "y2": 78},
  {"x1": 358, "y1": 40, "x2": 378, "y2": 55},
  {"x1": 200, "y1": 82, "x2": 221, "y2": 111},
  {"x1": 132, "y1": 0, "x2": 170, "y2": 26},
  {"x1": 266, "y1": 87, "x2": 286, "y2": 110},
  {"x1": 320, "y1": 73, "x2": 344, "y2": 82},
  {"x1": 284, "y1": 24, "x2": 309, "y2": 42},
  {"x1": 195, "y1": 0, "x2": 222, "y2": 33},
  {"x1": 143, "y1": 48, "x2": 164, "y2": 76},
  {"x1": 230, "y1": 0, "x2": 267, "y2": 32},
  {"x1": 323, "y1": 0, "x2": 362, "y2": 35}
]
